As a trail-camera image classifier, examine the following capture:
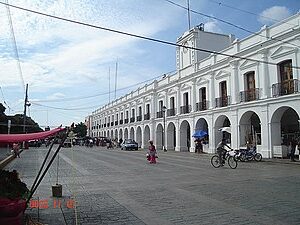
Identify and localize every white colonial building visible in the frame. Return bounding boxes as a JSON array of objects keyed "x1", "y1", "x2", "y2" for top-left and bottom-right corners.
[{"x1": 87, "y1": 14, "x2": 300, "y2": 158}]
